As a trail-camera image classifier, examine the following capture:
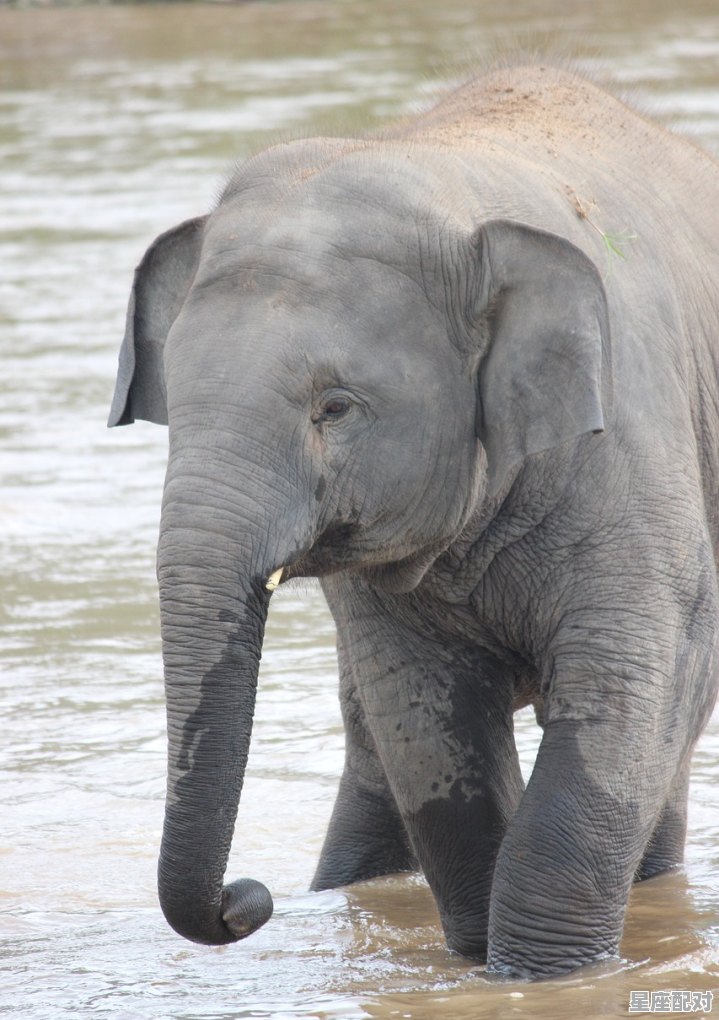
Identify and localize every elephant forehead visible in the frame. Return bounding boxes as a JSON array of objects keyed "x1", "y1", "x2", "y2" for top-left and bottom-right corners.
[
  {"x1": 188, "y1": 239, "x2": 449, "y2": 353},
  {"x1": 170, "y1": 277, "x2": 456, "y2": 409},
  {"x1": 200, "y1": 184, "x2": 451, "y2": 290},
  {"x1": 203, "y1": 210, "x2": 343, "y2": 269},
  {"x1": 183, "y1": 286, "x2": 448, "y2": 374},
  {"x1": 177, "y1": 201, "x2": 461, "y2": 389}
]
